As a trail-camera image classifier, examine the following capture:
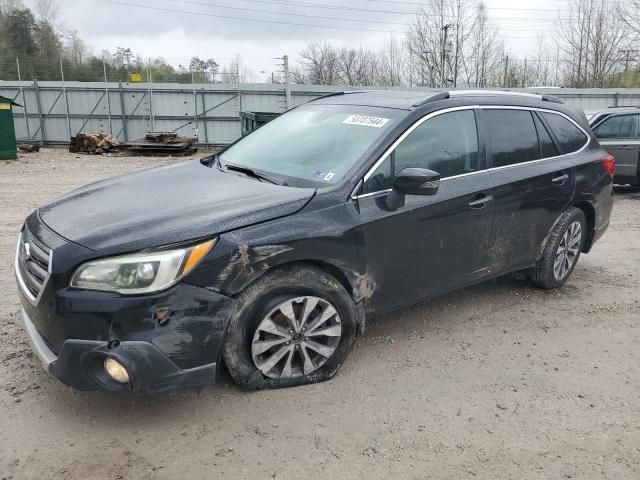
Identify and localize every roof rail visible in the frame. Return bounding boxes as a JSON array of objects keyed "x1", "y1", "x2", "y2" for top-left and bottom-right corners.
[
  {"x1": 413, "y1": 90, "x2": 566, "y2": 106},
  {"x1": 449, "y1": 90, "x2": 543, "y2": 99},
  {"x1": 607, "y1": 105, "x2": 640, "y2": 108},
  {"x1": 308, "y1": 90, "x2": 368, "y2": 102},
  {"x1": 412, "y1": 91, "x2": 450, "y2": 107},
  {"x1": 541, "y1": 94, "x2": 563, "y2": 104}
]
